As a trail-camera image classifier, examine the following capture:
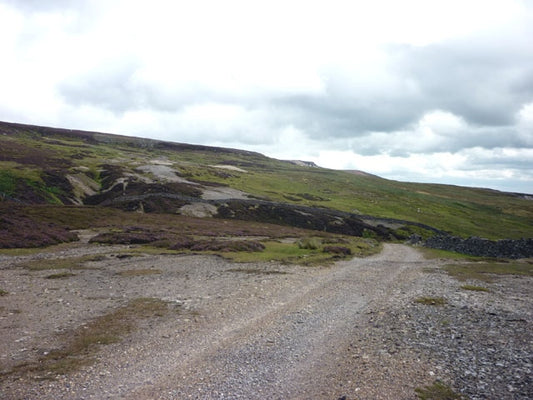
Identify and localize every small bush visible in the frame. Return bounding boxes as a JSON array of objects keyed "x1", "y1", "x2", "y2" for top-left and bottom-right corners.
[
  {"x1": 0, "y1": 212, "x2": 78, "y2": 248},
  {"x1": 89, "y1": 228, "x2": 166, "y2": 245},
  {"x1": 323, "y1": 246, "x2": 351, "y2": 256},
  {"x1": 168, "y1": 236, "x2": 196, "y2": 250},
  {"x1": 297, "y1": 237, "x2": 321, "y2": 250}
]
